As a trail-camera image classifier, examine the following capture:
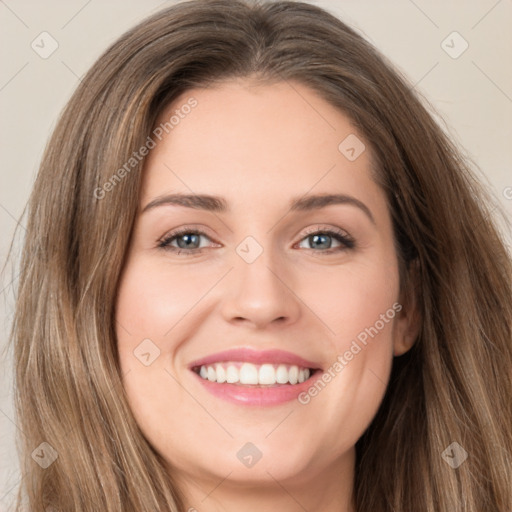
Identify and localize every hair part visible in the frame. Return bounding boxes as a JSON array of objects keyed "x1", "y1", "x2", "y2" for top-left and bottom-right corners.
[{"x1": 10, "y1": 0, "x2": 512, "y2": 510}]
